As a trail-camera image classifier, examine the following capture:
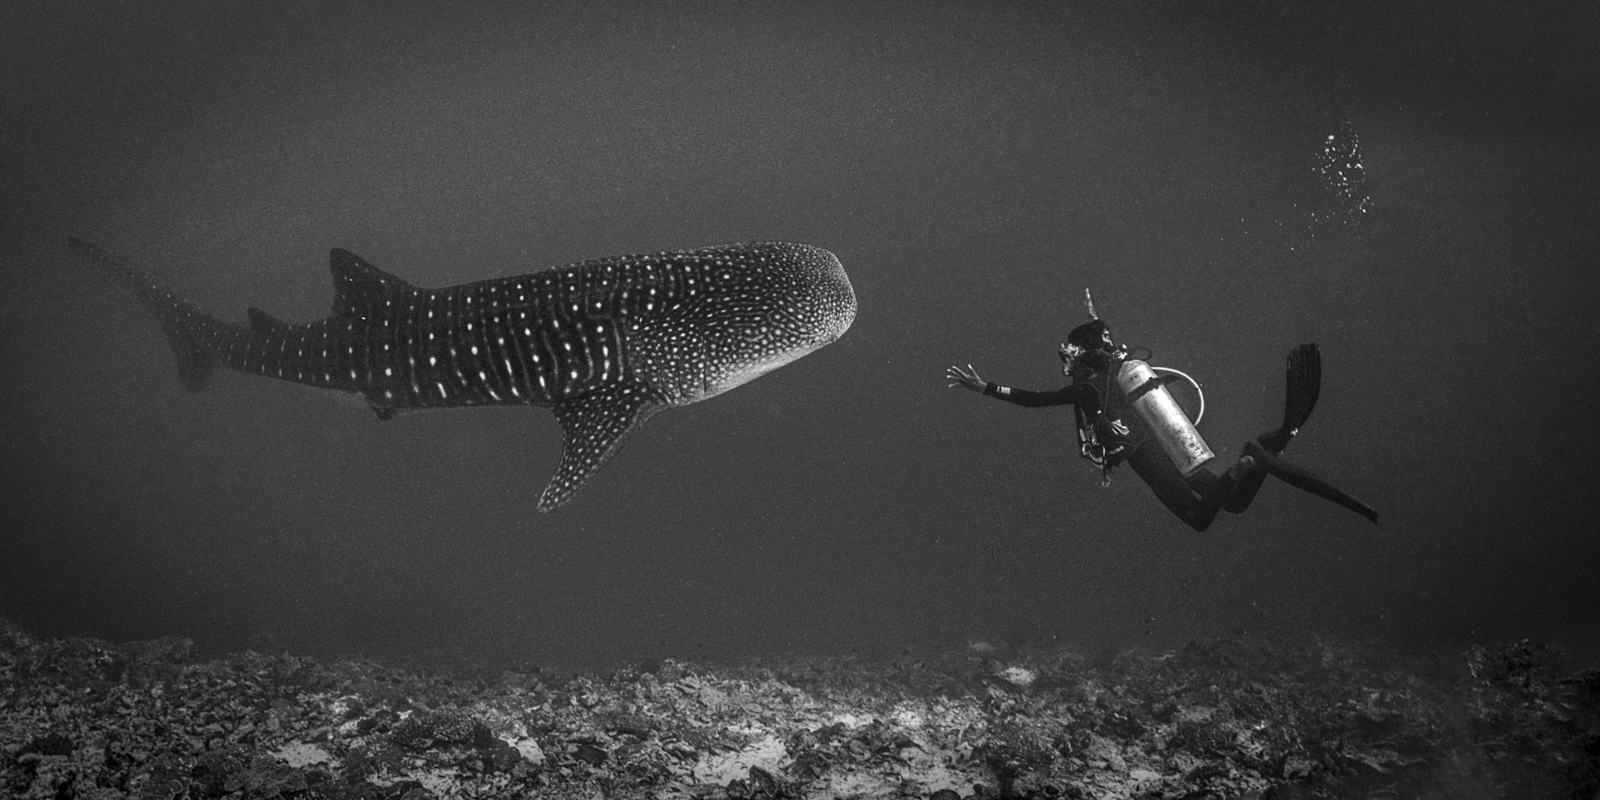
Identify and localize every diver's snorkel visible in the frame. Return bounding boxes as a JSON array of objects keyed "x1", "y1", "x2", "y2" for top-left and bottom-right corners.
[{"x1": 1061, "y1": 290, "x2": 1119, "y2": 378}]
